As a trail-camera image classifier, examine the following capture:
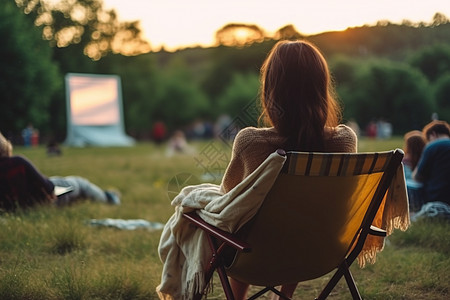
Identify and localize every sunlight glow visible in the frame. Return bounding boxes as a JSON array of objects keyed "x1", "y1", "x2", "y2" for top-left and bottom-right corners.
[{"x1": 101, "y1": 0, "x2": 450, "y2": 51}]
